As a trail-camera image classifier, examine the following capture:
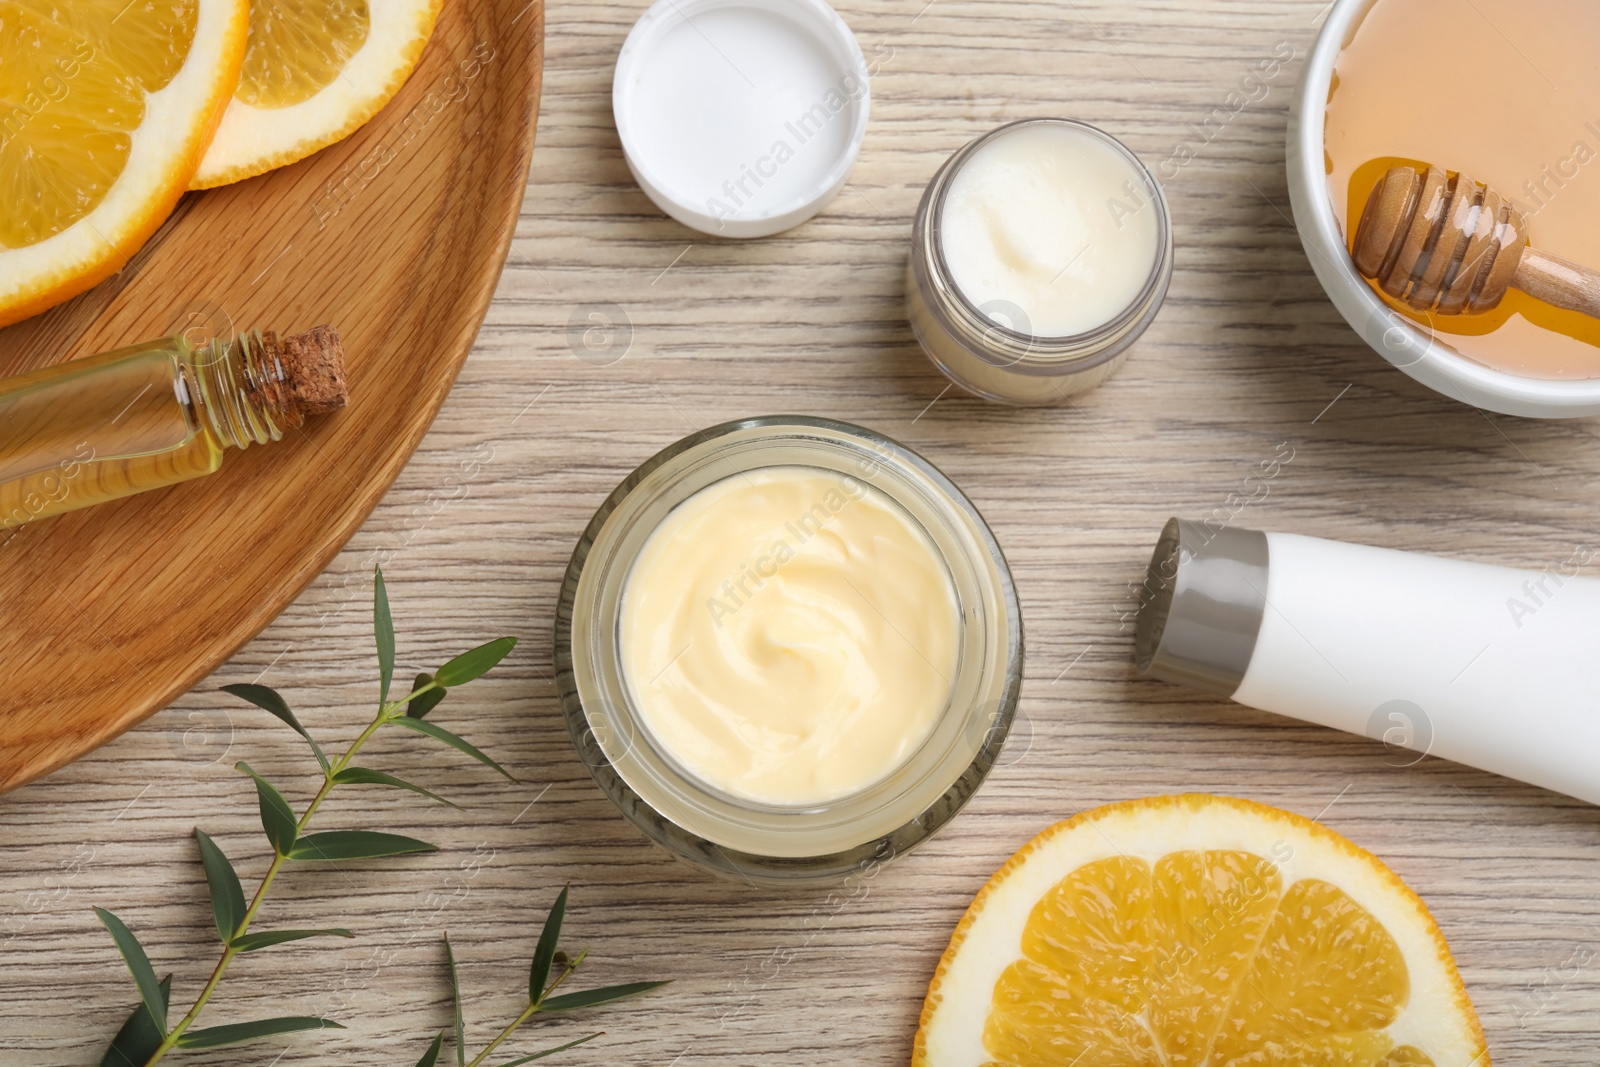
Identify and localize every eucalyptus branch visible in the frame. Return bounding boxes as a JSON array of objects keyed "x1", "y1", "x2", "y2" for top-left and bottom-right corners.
[
  {"x1": 412, "y1": 888, "x2": 667, "y2": 1067},
  {"x1": 94, "y1": 567, "x2": 518, "y2": 1066}
]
